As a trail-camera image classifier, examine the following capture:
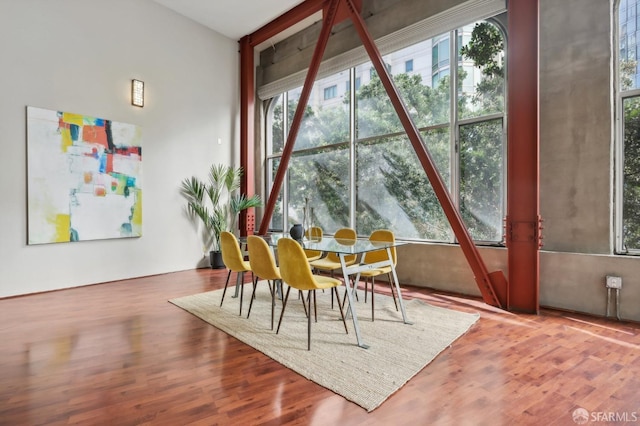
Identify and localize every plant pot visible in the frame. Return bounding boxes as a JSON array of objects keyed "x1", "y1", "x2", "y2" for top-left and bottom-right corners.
[{"x1": 210, "y1": 250, "x2": 225, "y2": 269}]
